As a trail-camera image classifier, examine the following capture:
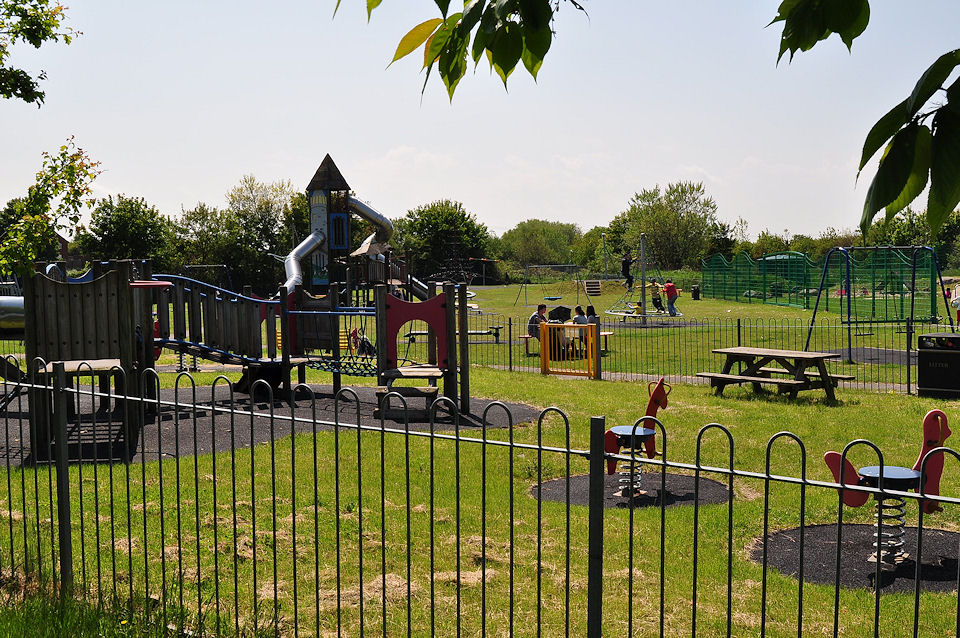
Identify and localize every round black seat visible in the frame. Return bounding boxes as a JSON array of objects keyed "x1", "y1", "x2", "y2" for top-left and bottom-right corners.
[
  {"x1": 610, "y1": 425, "x2": 656, "y2": 449},
  {"x1": 857, "y1": 465, "x2": 921, "y2": 492}
]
